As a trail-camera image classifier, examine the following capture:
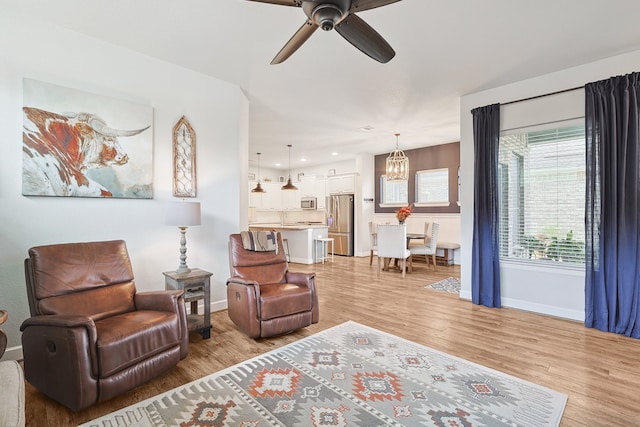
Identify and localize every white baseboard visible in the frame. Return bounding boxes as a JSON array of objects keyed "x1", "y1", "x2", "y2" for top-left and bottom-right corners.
[
  {"x1": 459, "y1": 290, "x2": 583, "y2": 321},
  {"x1": 210, "y1": 299, "x2": 227, "y2": 312}
]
